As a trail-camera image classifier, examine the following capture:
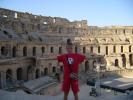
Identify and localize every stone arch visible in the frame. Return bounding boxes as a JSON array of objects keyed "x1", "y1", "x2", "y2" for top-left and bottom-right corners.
[
  {"x1": 59, "y1": 47, "x2": 62, "y2": 54},
  {"x1": 42, "y1": 47, "x2": 45, "y2": 54},
  {"x1": 52, "y1": 66, "x2": 56, "y2": 73},
  {"x1": 1, "y1": 46, "x2": 6, "y2": 56},
  {"x1": 50, "y1": 47, "x2": 54, "y2": 53},
  {"x1": 67, "y1": 38, "x2": 71, "y2": 44},
  {"x1": 6, "y1": 69, "x2": 12, "y2": 83},
  {"x1": 33, "y1": 47, "x2": 36, "y2": 56},
  {"x1": 17, "y1": 68, "x2": 23, "y2": 80},
  {"x1": 121, "y1": 54, "x2": 126, "y2": 68},
  {"x1": 115, "y1": 59, "x2": 119, "y2": 67},
  {"x1": 129, "y1": 54, "x2": 133, "y2": 66},
  {"x1": 35, "y1": 69, "x2": 40, "y2": 79},
  {"x1": 23, "y1": 46, "x2": 27, "y2": 56},
  {"x1": 129, "y1": 46, "x2": 132, "y2": 52},
  {"x1": 85, "y1": 61, "x2": 89, "y2": 72},
  {"x1": 12, "y1": 46, "x2": 16, "y2": 57},
  {"x1": 44, "y1": 68, "x2": 48, "y2": 75}
]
